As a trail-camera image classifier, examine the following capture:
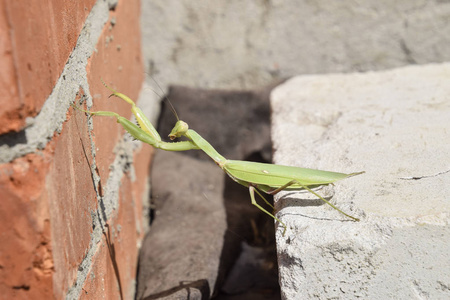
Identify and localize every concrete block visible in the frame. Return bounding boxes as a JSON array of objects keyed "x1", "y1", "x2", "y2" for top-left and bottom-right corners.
[
  {"x1": 271, "y1": 63, "x2": 450, "y2": 299},
  {"x1": 141, "y1": 1, "x2": 450, "y2": 90}
]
